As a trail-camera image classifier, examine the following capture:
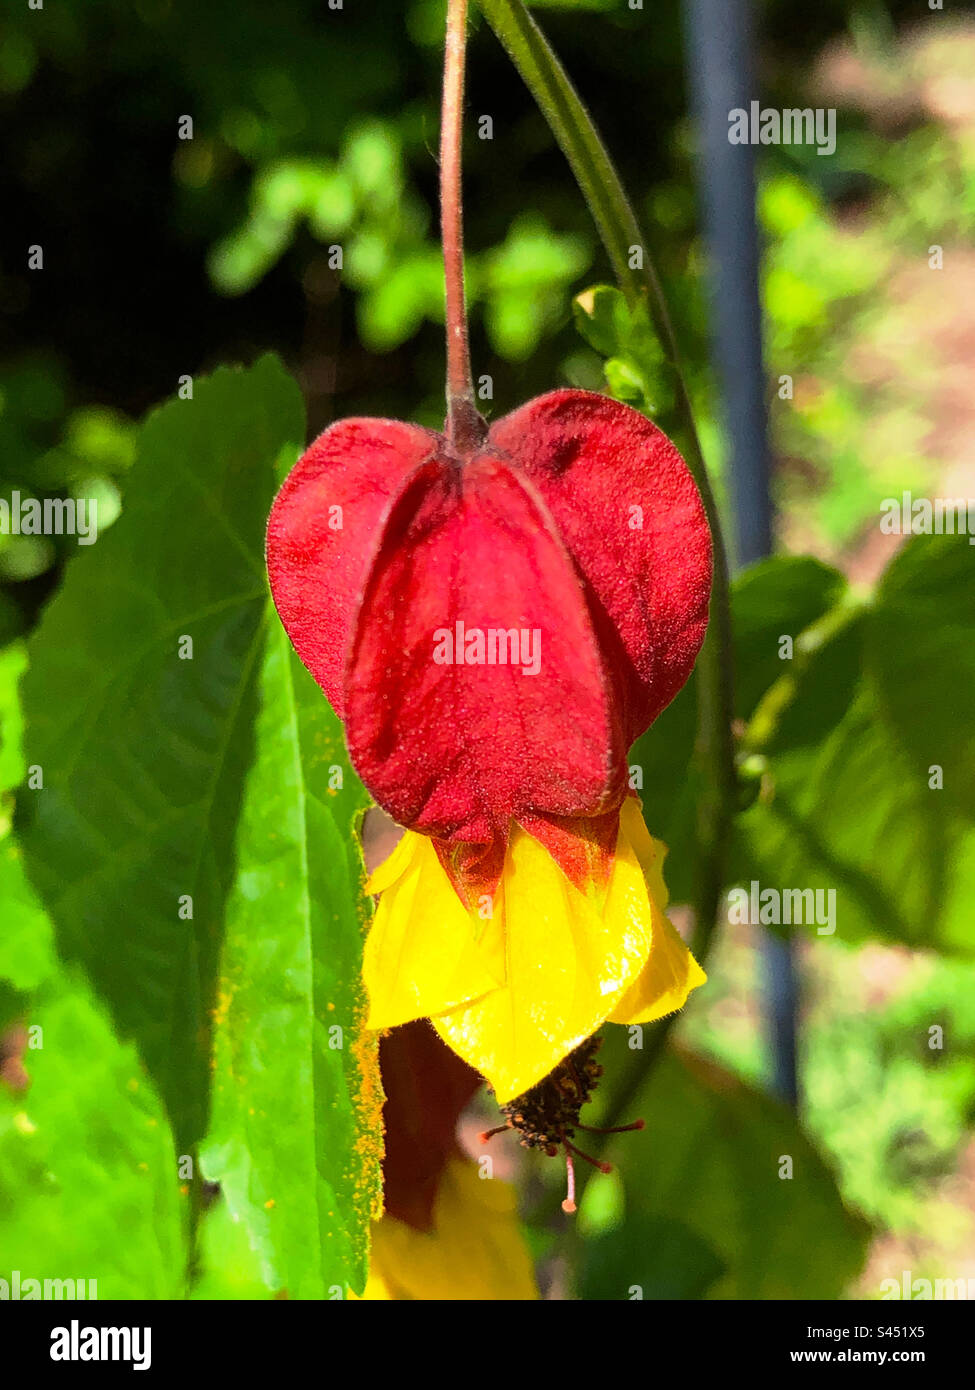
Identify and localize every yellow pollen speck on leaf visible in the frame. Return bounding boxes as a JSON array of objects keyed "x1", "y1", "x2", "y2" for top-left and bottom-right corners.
[
  {"x1": 211, "y1": 985, "x2": 235, "y2": 1029},
  {"x1": 350, "y1": 1007, "x2": 385, "y2": 1225}
]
